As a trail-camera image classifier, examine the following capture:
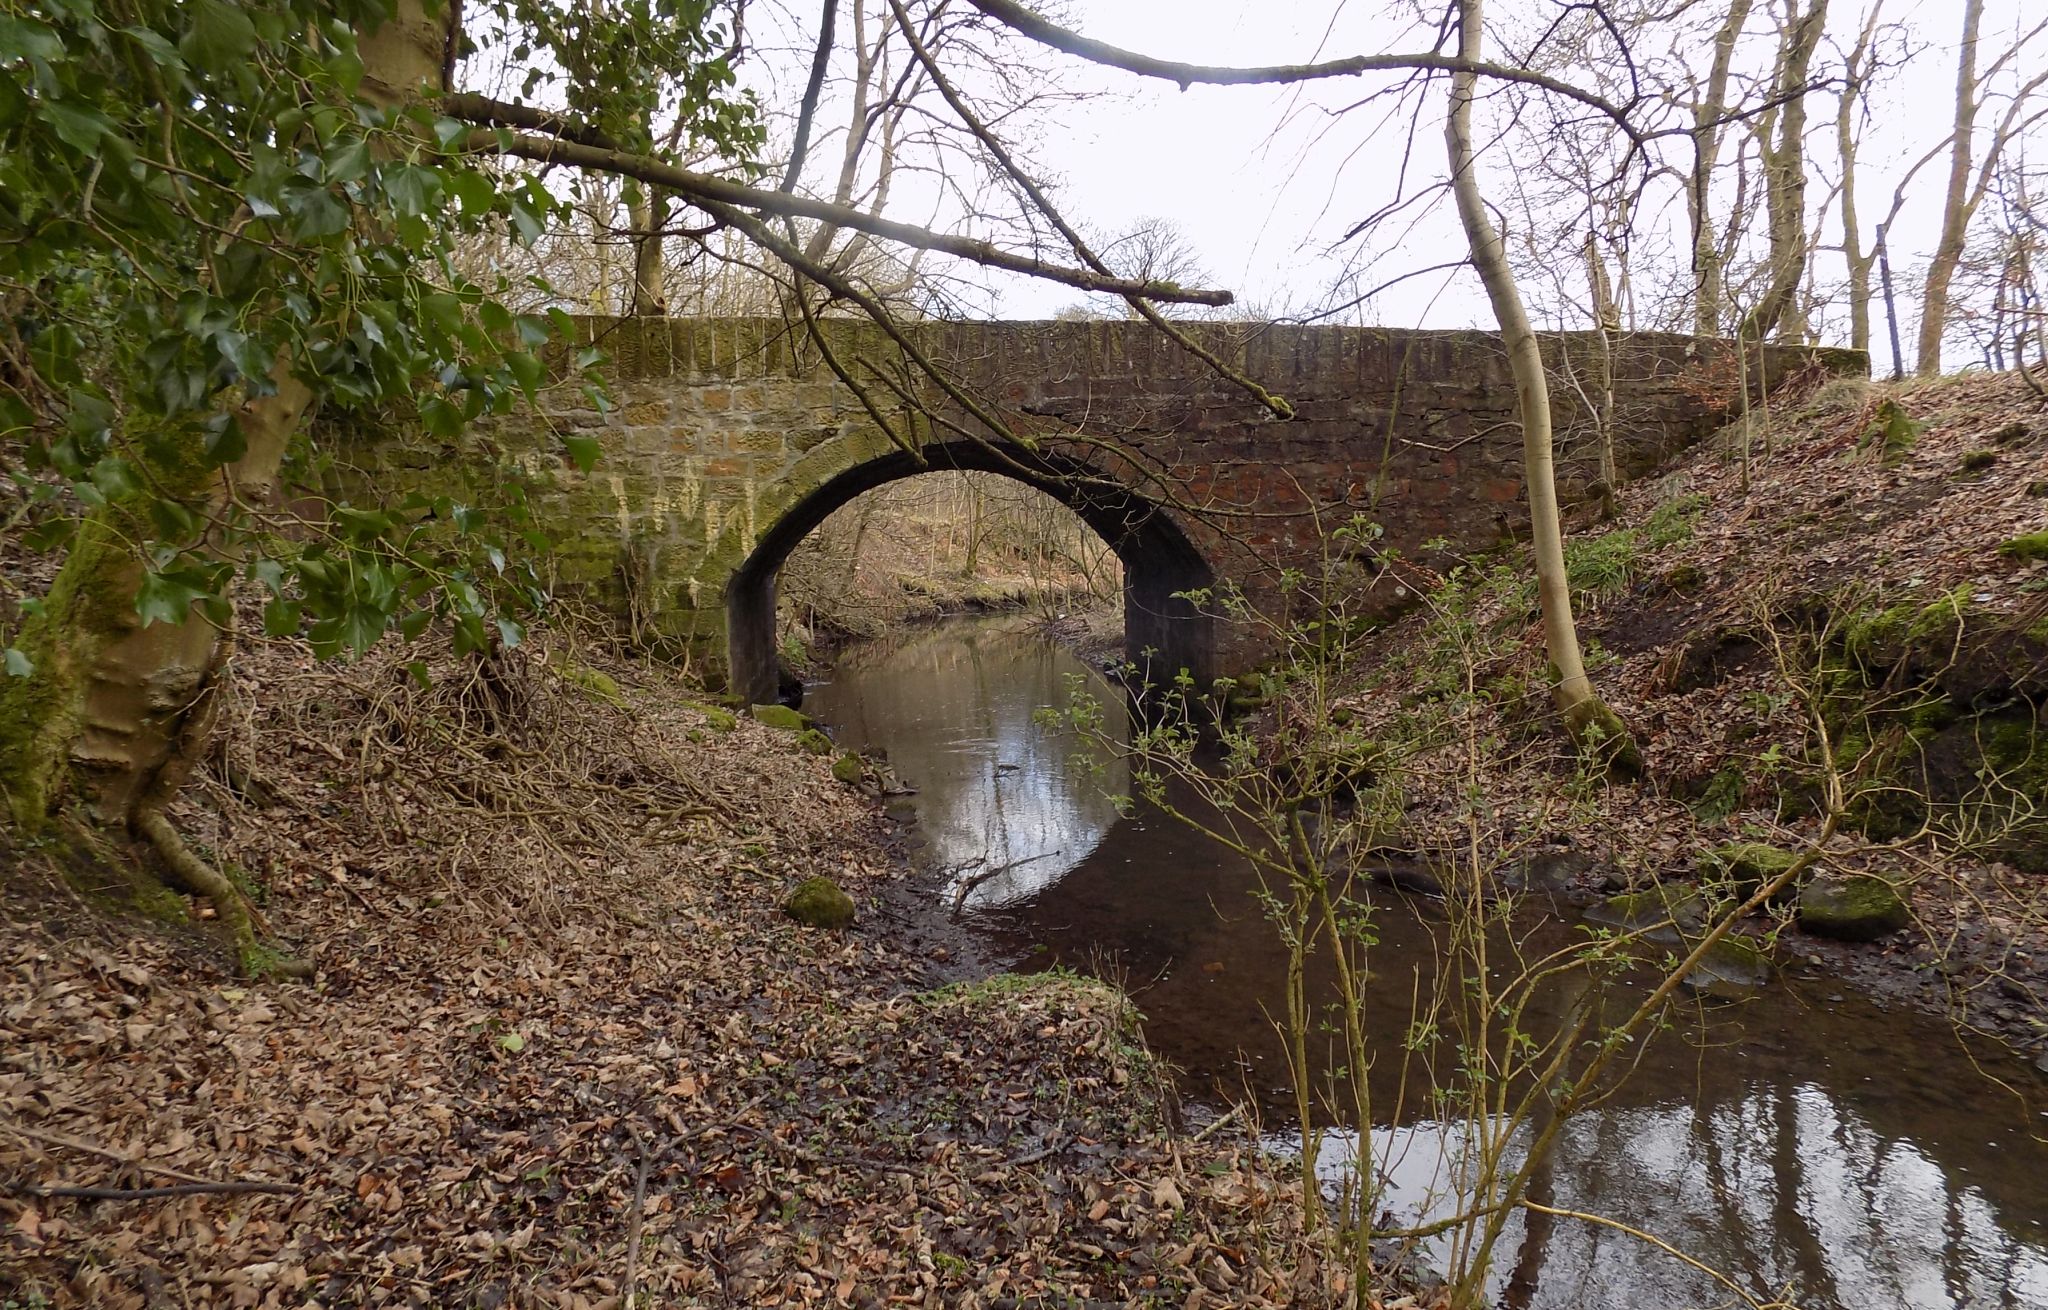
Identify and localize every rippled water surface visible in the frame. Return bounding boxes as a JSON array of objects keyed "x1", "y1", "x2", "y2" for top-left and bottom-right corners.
[{"x1": 805, "y1": 616, "x2": 2048, "y2": 1310}]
